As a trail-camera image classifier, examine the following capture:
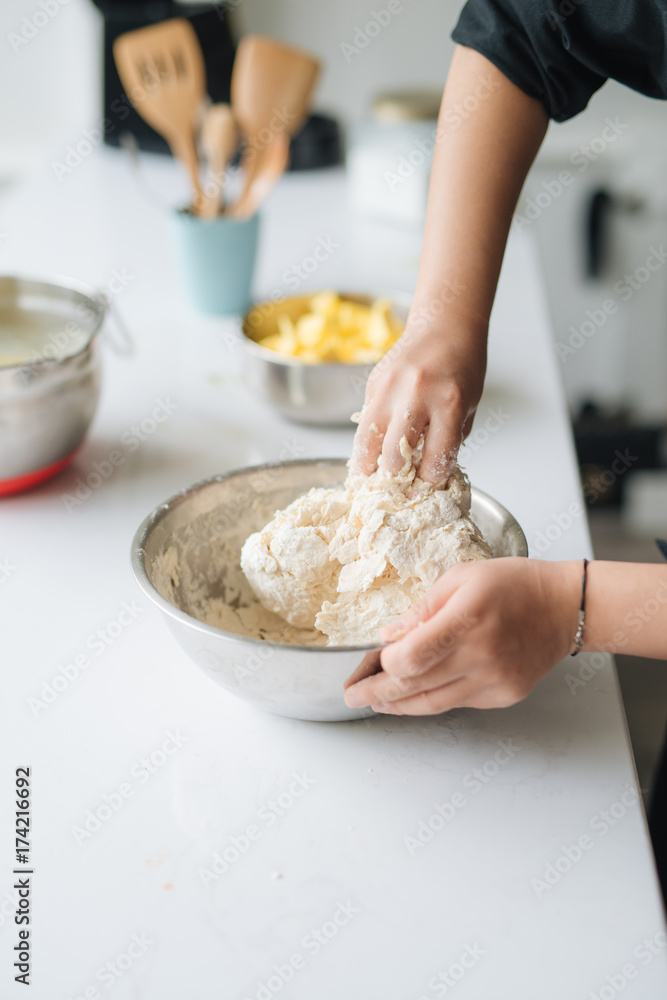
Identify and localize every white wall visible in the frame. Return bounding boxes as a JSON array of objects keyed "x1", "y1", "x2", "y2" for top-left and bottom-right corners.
[
  {"x1": 3, "y1": 0, "x2": 667, "y2": 424},
  {"x1": 3, "y1": 0, "x2": 667, "y2": 171},
  {"x1": 0, "y1": 0, "x2": 102, "y2": 175},
  {"x1": 231, "y1": 0, "x2": 460, "y2": 124},
  {"x1": 0, "y1": 0, "x2": 462, "y2": 179},
  {"x1": 523, "y1": 85, "x2": 667, "y2": 420}
]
